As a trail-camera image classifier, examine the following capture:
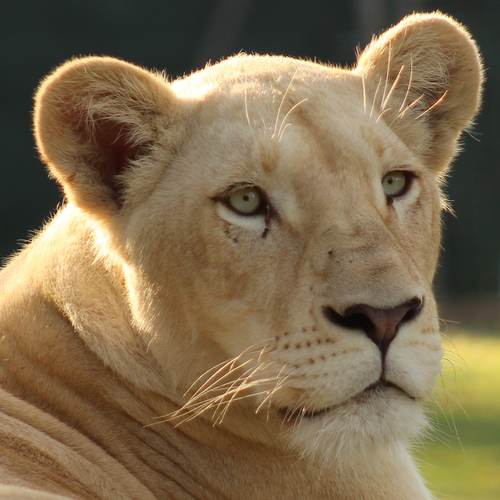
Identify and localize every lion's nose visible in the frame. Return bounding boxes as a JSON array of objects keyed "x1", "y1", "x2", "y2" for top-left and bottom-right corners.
[{"x1": 323, "y1": 297, "x2": 423, "y2": 354}]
